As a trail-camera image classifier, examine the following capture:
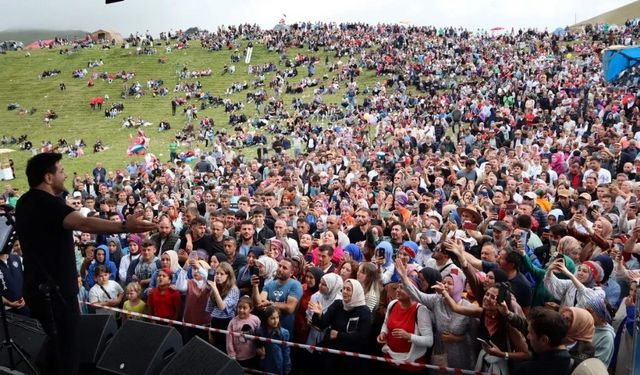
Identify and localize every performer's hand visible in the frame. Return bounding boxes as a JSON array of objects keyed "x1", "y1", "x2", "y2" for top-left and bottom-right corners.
[{"x1": 124, "y1": 212, "x2": 157, "y2": 233}]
